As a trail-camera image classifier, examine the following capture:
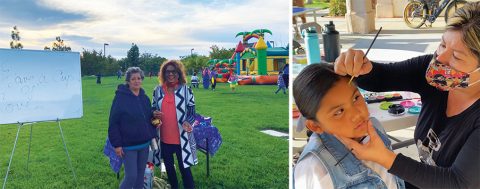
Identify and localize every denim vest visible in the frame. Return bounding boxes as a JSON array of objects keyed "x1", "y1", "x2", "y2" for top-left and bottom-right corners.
[{"x1": 296, "y1": 118, "x2": 405, "y2": 189}]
